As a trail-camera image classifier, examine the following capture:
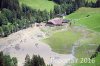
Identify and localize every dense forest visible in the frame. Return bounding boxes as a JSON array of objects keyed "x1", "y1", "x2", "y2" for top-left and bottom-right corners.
[
  {"x1": 0, "y1": 0, "x2": 100, "y2": 37},
  {"x1": 0, "y1": 0, "x2": 49, "y2": 37}
]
